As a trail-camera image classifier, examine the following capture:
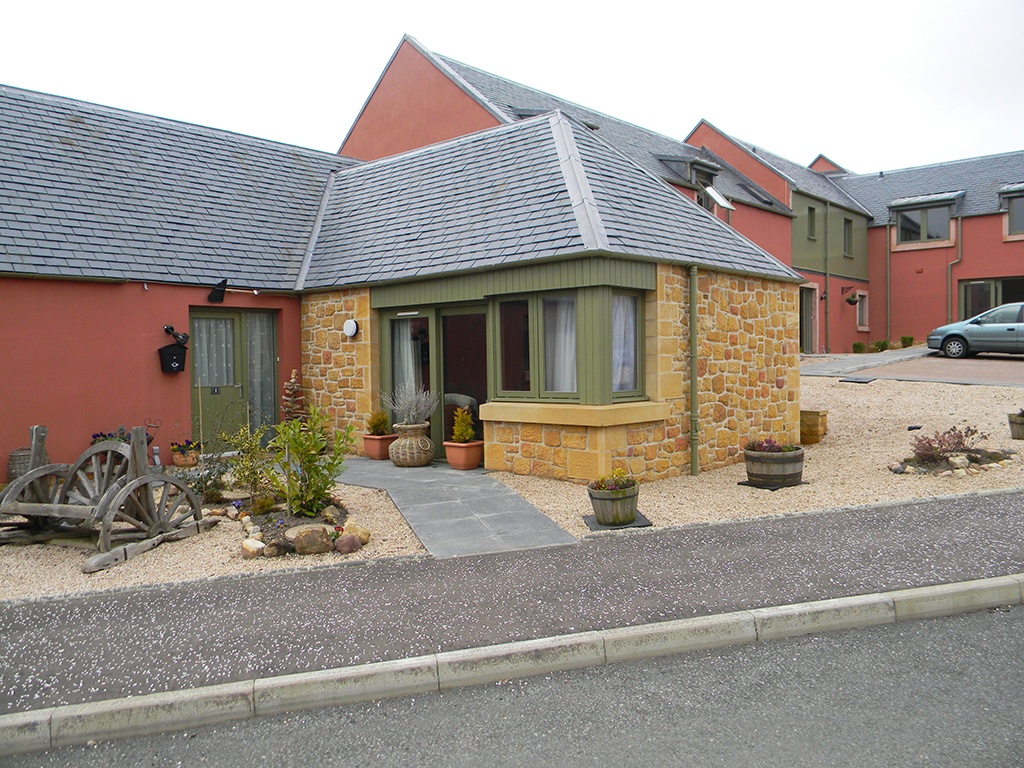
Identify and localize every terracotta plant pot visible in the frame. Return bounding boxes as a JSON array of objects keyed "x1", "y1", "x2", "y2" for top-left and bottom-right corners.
[
  {"x1": 743, "y1": 447, "x2": 804, "y2": 488},
  {"x1": 587, "y1": 485, "x2": 639, "y2": 526},
  {"x1": 443, "y1": 440, "x2": 484, "y2": 470},
  {"x1": 172, "y1": 451, "x2": 198, "y2": 467},
  {"x1": 362, "y1": 433, "x2": 399, "y2": 460}
]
